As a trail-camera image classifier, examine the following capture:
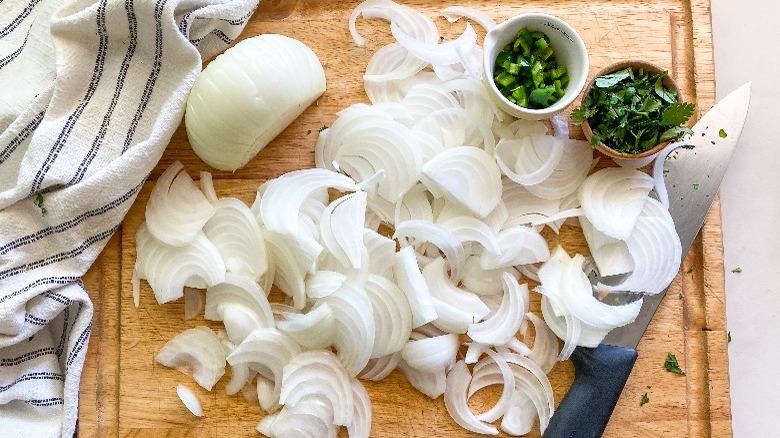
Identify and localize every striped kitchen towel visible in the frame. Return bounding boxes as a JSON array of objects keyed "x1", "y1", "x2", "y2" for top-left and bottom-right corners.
[{"x1": 0, "y1": 0, "x2": 259, "y2": 436}]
